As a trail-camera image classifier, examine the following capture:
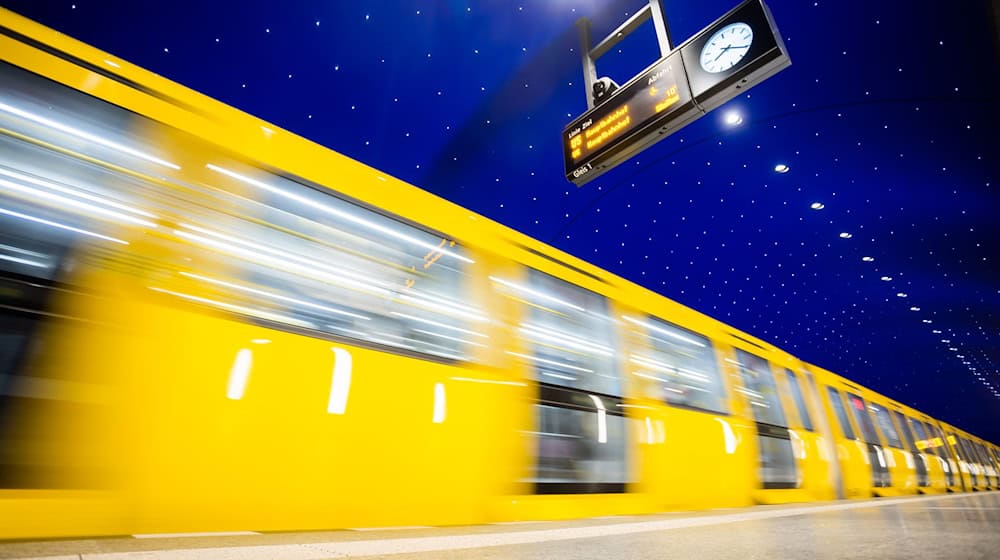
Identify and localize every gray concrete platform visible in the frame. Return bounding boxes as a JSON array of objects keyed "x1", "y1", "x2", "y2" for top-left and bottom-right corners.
[{"x1": 1, "y1": 492, "x2": 998, "y2": 559}]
